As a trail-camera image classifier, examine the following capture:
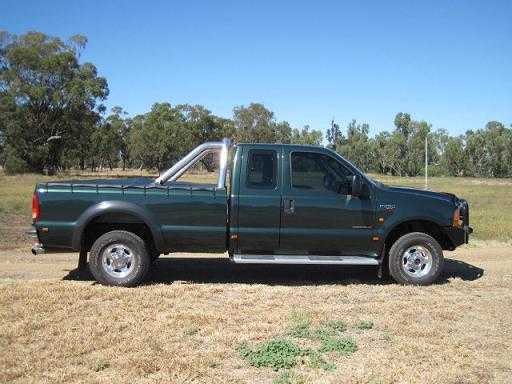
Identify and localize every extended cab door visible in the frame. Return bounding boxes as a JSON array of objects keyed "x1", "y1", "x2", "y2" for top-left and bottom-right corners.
[
  {"x1": 279, "y1": 147, "x2": 375, "y2": 256},
  {"x1": 235, "y1": 145, "x2": 282, "y2": 254}
]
